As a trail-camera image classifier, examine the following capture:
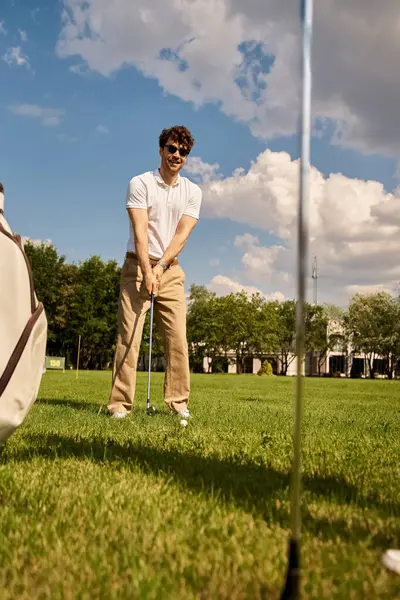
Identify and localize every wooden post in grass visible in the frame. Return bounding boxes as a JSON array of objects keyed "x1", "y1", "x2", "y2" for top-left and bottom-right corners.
[{"x1": 76, "y1": 335, "x2": 81, "y2": 379}]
